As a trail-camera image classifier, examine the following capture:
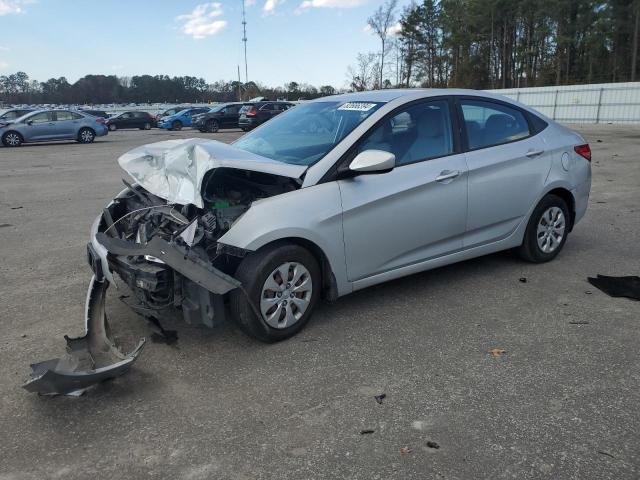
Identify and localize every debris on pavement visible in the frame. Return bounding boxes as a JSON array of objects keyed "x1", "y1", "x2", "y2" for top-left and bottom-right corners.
[
  {"x1": 10, "y1": 205, "x2": 23, "y2": 209},
  {"x1": 489, "y1": 348, "x2": 506, "y2": 358},
  {"x1": 569, "y1": 321, "x2": 590, "y2": 325},
  {"x1": 147, "y1": 316, "x2": 178, "y2": 345},
  {"x1": 22, "y1": 276, "x2": 146, "y2": 396},
  {"x1": 598, "y1": 450, "x2": 615, "y2": 458},
  {"x1": 519, "y1": 277, "x2": 527, "y2": 283},
  {"x1": 587, "y1": 275, "x2": 640, "y2": 301},
  {"x1": 0, "y1": 223, "x2": 13, "y2": 228},
  {"x1": 400, "y1": 447, "x2": 413, "y2": 454},
  {"x1": 374, "y1": 393, "x2": 386, "y2": 404},
  {"x1": 360, "y1": 429, "x2": 375, "y2": 435},
  {"x1": 426, "y1": 441, "x2": 440, "y2": 449}
]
